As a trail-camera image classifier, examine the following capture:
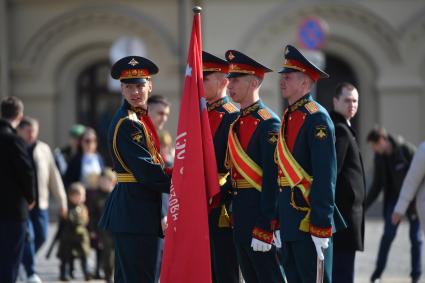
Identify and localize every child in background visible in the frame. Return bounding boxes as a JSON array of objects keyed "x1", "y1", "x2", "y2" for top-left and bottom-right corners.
[
  {"x1": 84, "y1": 172, "x2": 102, "y2": 278},
  {"x1": 92, "y1": 168, "x2": 116, "y2": 283},
  {"x1": 57, "y1": 182, "x2": 91, "y2": 281}
]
